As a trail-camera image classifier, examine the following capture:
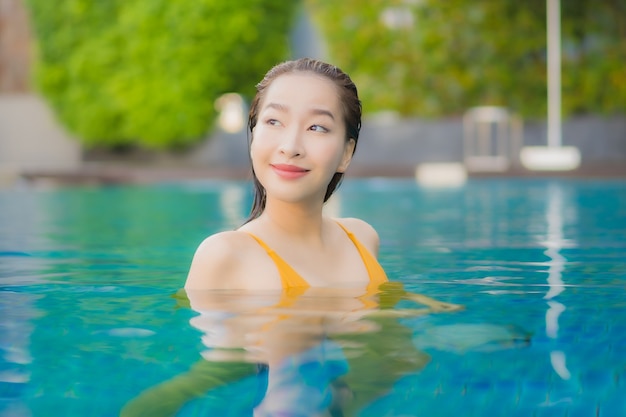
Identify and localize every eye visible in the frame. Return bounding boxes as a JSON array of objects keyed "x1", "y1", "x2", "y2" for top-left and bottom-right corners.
[
  {"x1": 309, "y1": 124, "x2": 329, "y2": 133},
  {"x1": 265, "y1": 118, "x2": 282, "y2": 126}
]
